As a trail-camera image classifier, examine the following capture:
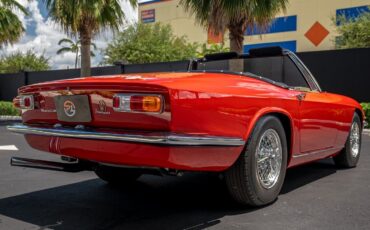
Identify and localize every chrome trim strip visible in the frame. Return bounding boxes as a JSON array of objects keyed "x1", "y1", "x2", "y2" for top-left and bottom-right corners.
[
  {"x1": 292, "y1": 147, "x2": 343, "y2": 158},
  {"x1": 7, "y1": 124, "x2": 245, "y2": 147}
]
